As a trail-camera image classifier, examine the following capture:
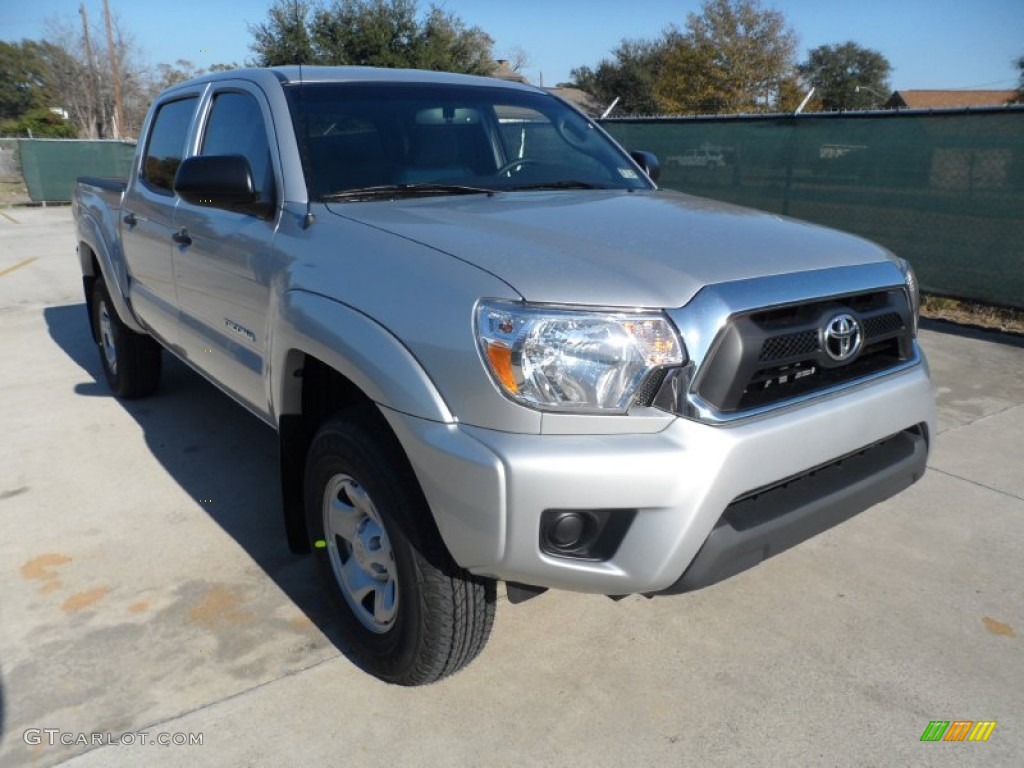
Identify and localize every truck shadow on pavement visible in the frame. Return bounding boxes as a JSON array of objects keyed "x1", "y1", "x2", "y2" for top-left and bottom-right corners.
[
  {"x1": 919, "y1": 317, "x2": 1024, "y2": 349},
  {"x1": 43, "y1": 303, "x2": 351, "y2": 665}
]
